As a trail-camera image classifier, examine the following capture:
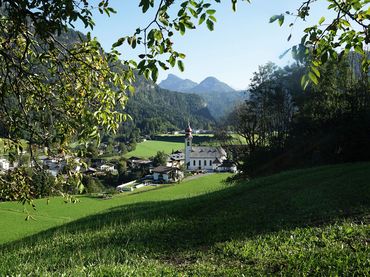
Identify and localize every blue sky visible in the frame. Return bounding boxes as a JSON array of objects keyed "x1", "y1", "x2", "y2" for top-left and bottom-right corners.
[{"x1": 76, "y1": 0, "x2": 331, "y2": 89}]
